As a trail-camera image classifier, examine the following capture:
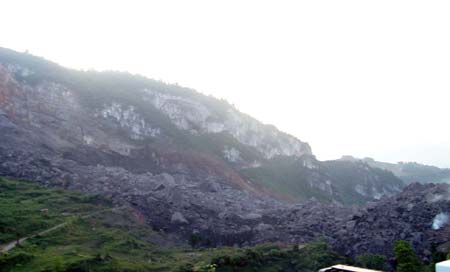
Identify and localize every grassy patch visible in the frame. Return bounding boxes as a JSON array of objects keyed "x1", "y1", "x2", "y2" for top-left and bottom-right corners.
[{"x1": 0, "y1": 177, "x2": 108, "y2": 244}]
